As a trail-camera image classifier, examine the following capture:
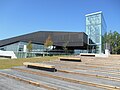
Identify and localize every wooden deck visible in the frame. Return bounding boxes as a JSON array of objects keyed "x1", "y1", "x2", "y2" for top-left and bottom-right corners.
[{"x1": 0, "y1": 55, "x2": 120, "y2": 90}]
